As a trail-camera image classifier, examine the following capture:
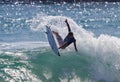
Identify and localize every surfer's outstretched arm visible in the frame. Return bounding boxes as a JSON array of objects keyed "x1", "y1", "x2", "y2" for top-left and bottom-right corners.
[
  {"x1": 65, "y1": 19, "x2": 71, "y2": 33},
  {"x1": 74, "y1": 41, "x2": 78, "y2": 52}
]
